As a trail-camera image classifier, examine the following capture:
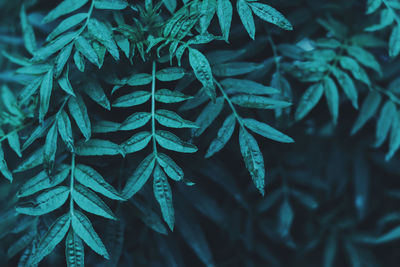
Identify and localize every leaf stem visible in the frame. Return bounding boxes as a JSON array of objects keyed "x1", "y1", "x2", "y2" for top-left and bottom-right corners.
[
  {"x1": 151, "y1": 61, "x2": 158, "y2": 155},
  {"x1": 215, "y1": 80, "x2": 245, "y2": 128}
]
